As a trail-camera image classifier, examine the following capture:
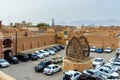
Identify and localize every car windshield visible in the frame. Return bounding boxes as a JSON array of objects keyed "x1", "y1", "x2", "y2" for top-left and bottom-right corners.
[
  {"x1": 12, "y1": 57, "x2": 17, "y2": 60},
  {"x1": 91, "y1": 47, "x2": 96, "y2": 49},
  {"x1": 103, "y1": 65, "x2": 112, "y2": 69},
  {"x1": 40, "y1": 50, "x2": 46, "y2": 53},
  {"x1": 112, "y1": 63, "x2": 120, "y2": 66},
  {"x1": 47, "y1": 66, "x2": 51, "y2": 69},
  {"x1": 114, "y1": 58, "x2": 120, "y2": 61},
  {"x1": 23, "y1": 55, "x2": 28, "y2": 58},
  {"x1": 94, "y1": 59, "x2": 103, "y2": 62},
  {"x1": 38, "y1": 62, "x2": 46, "y2": 66},
  {"x1": 32, "y1": 53, "x2": 36, "y2": 56},
  {"x1": 65, "y1": 74, "x2": 72, "y2": 77},
  {"x1": 107, "y1": 69, "x2": 113, "y2": 73},
  {"x1": 106, "y1": 48, "x2": 111, "y2": 50},
  {"x1": 0, "y1": 59, "x2": 6, "y2": 63}
]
